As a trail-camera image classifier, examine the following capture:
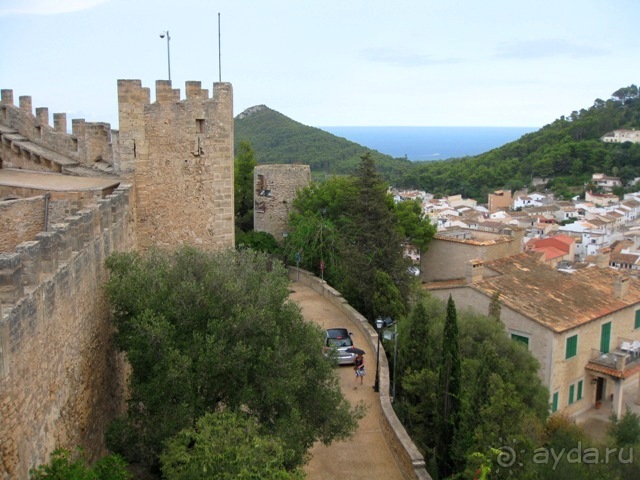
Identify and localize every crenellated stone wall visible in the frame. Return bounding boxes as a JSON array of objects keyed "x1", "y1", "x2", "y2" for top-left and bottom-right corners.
[
  {"x1": 0, "y1": 78, "x2": 235, "y2": 478},
  {"x1": 0, "y1": 90, "x2": 113, "y2": 174},
  {"x1": 0, "y1": 186, "x2": 135, "y2": 479},
  {"x1": 117, "y1": 80, "x2": 235, "y2": 250}
]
